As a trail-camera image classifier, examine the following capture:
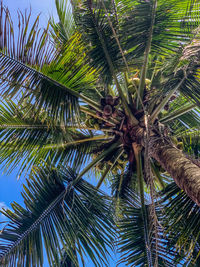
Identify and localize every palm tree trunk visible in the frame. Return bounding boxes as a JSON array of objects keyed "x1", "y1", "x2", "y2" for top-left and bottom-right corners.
[{"x1": 150, "y1": 137, "x2": 200, "y2": 206}]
